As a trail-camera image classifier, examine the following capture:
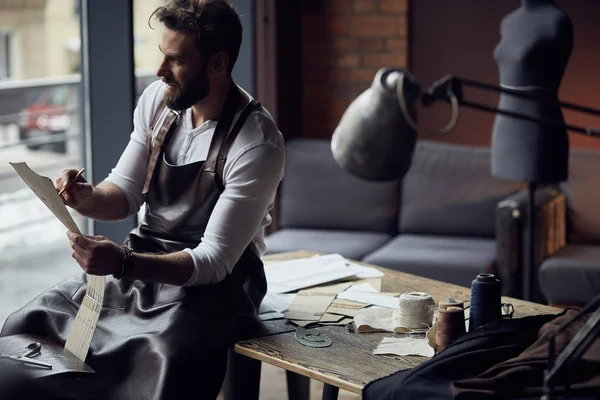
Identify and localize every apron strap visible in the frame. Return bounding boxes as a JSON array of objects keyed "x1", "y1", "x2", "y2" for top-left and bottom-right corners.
[
  {"x1": 204, "y1": 84, "x2": 242, "y2": 176},
  {"x1": 142, "y1": 101, "x2": 181, "y2": 195},
  {"x1": 214, "y1": 100, "x2": 262, "y2": 192}
]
